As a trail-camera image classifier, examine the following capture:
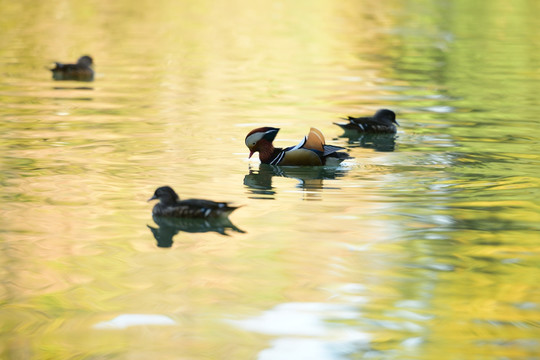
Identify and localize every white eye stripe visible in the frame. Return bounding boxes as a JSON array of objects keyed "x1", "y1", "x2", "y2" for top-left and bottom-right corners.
[
  {"x1": 245, "y1": 132, "x2": 264, "y2": 146},
  {"x1": 245, "y1": 128, "x2": 279, "y2": 147}
]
